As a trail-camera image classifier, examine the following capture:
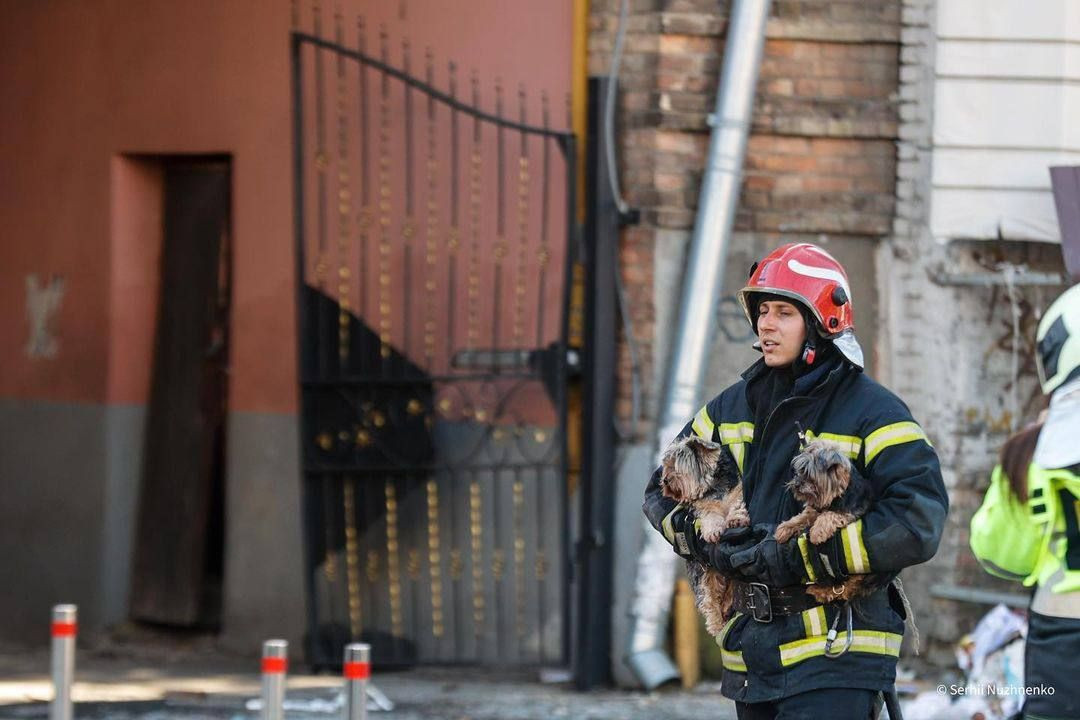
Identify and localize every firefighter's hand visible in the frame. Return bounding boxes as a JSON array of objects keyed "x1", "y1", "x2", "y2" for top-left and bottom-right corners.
[
  {"x1": 687, "y1": 525, "x2": 766, "y2": 575},
  {"x1": 728, "y1": 523, "x2": 808, "y2": 587}
]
